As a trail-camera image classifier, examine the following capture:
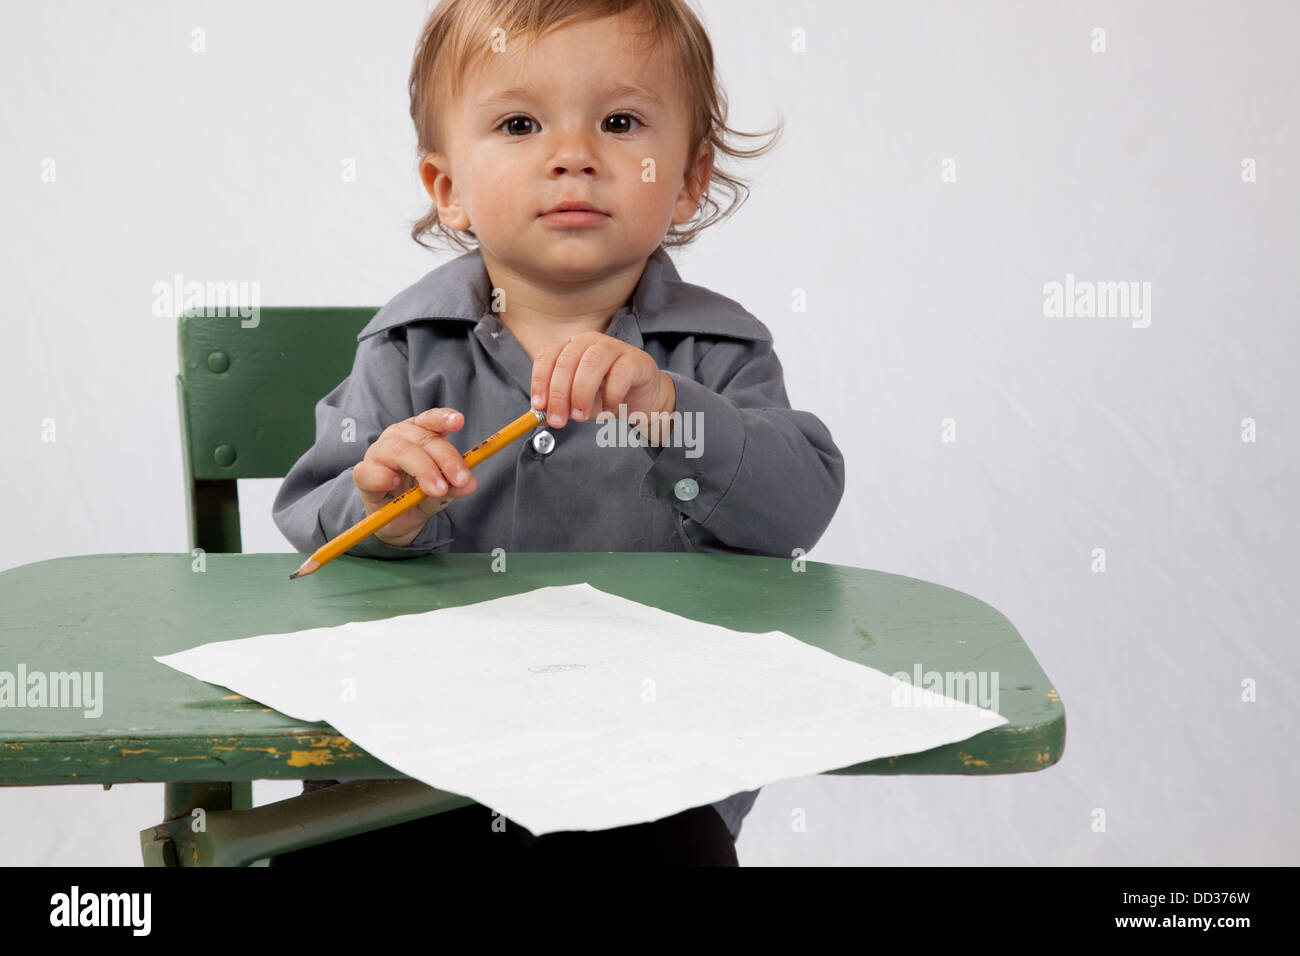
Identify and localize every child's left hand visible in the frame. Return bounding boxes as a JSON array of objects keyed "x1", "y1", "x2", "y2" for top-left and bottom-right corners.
[{"x1": 530, "y1": 332, "x2": 676, "y2": 428}]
